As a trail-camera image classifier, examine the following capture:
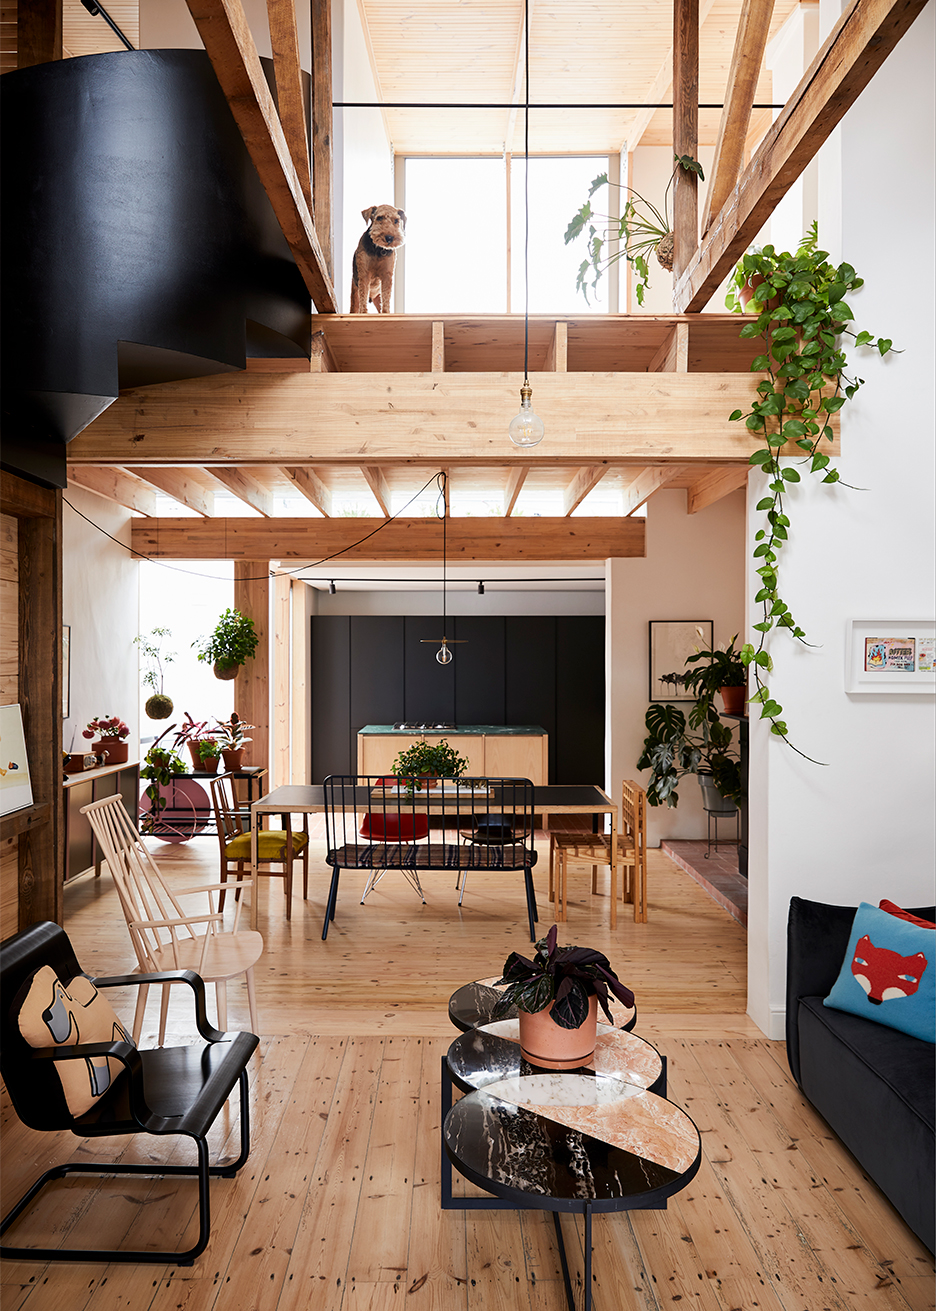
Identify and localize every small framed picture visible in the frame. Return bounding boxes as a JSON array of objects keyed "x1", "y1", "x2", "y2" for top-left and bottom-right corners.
[
  {"x1": 0, "y1": 704, "x2": 34, "y2": 816},
  {"x1": 846, "y1": 620, "x2": 936, "y2": 693},
  {"x1": 649, "y1": 620, "x2": 713, "y2": 701},
  {"x1": 63, "y1": 625, "x2": 71, "y2": 719}
]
